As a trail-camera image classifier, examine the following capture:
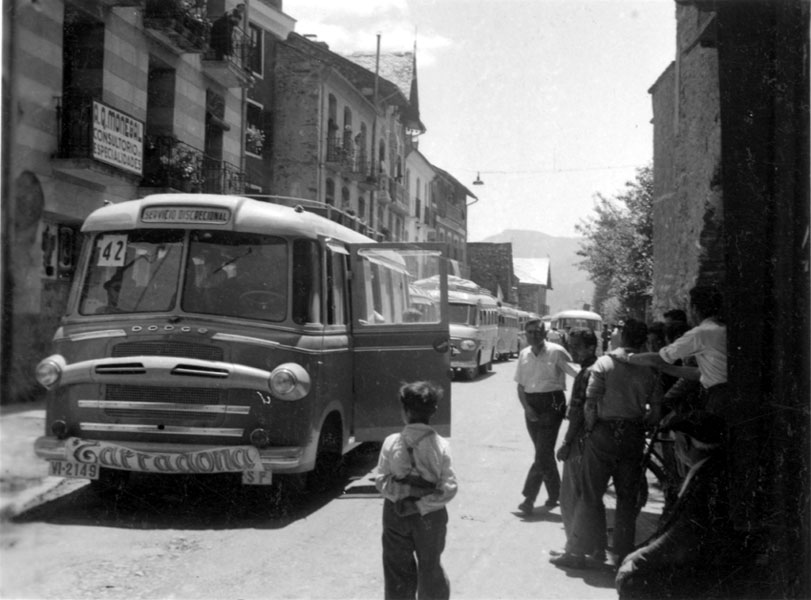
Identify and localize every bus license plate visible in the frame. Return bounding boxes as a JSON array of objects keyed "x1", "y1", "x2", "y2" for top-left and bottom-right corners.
[
  {"x1": 49, "y1": 460, "x2": 100, "y2": 480},
  {"x1": 242, "y1": 470, "x2": 273, "y2": 485}
]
